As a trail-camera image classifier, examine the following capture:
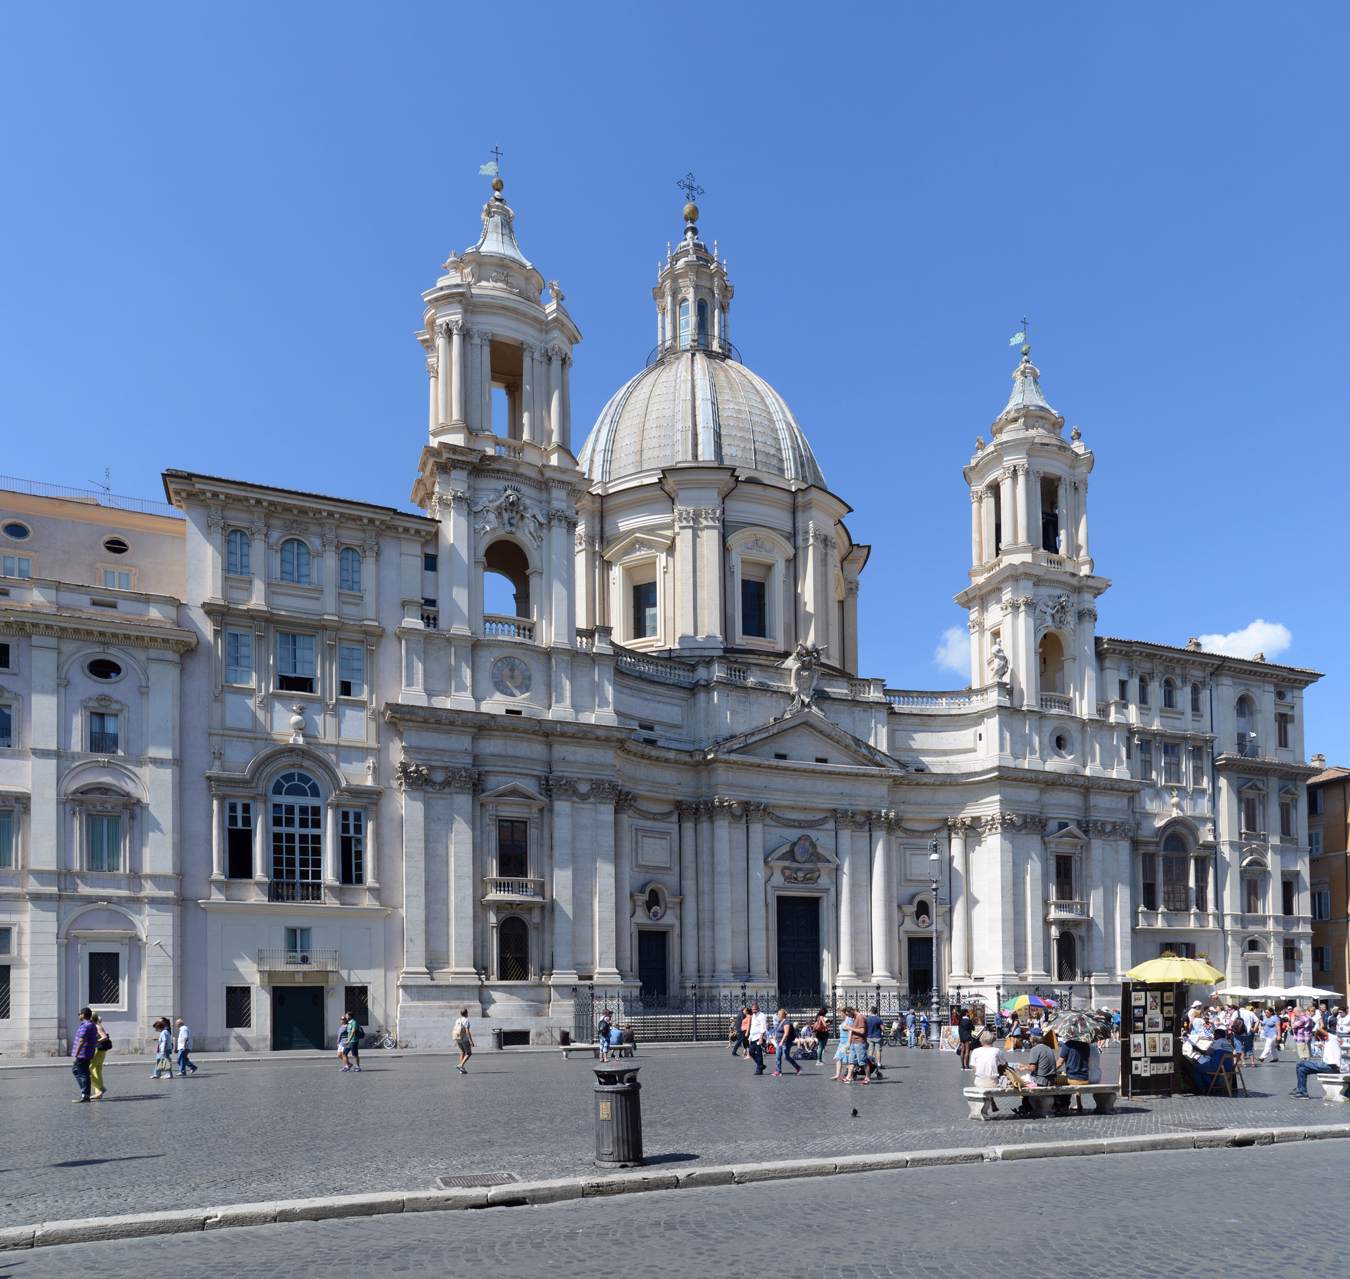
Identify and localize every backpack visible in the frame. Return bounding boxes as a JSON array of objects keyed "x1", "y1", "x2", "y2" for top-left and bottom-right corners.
[{"x1": 597, "y1": 1017, "x2": 611, "y2": 1040}]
